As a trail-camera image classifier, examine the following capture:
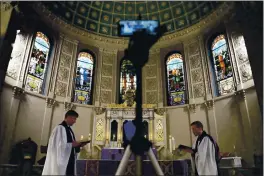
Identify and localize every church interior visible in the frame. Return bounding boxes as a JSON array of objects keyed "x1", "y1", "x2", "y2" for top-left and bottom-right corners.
[{"x1": 0, "y1": 1, "x2": 263, "y2": 176}]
